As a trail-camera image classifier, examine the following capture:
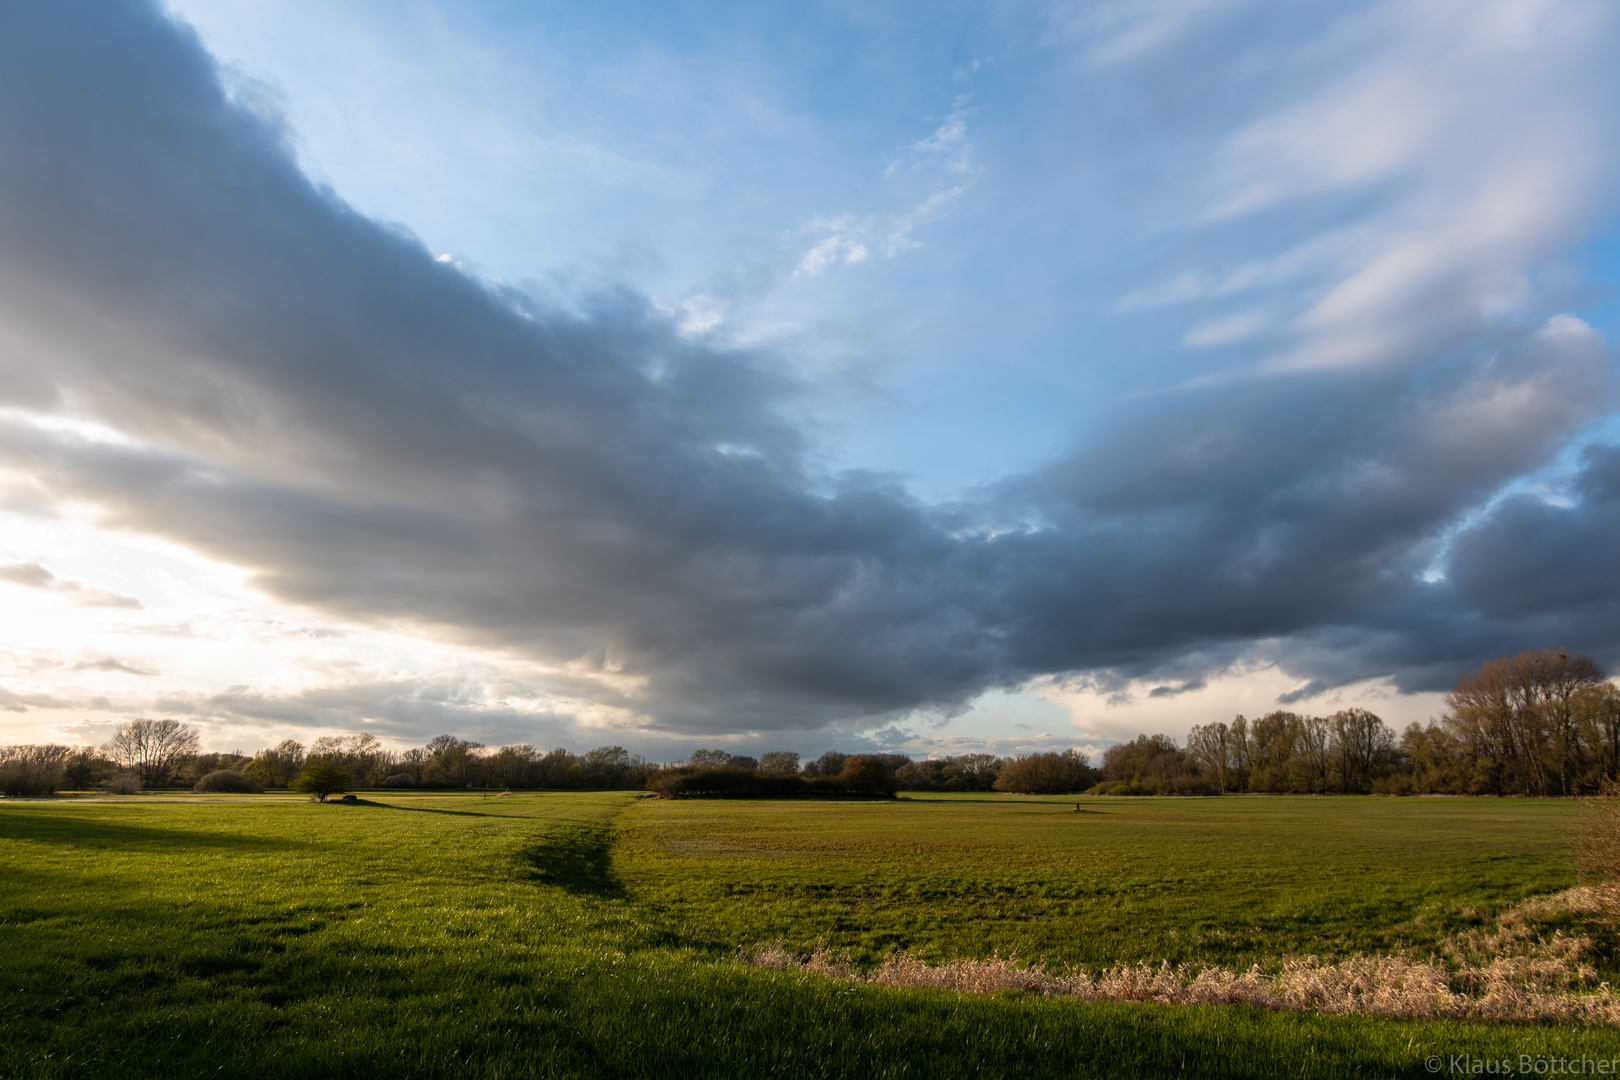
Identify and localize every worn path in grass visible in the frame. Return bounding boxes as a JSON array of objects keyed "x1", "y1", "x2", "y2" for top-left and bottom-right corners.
[{"x1": 2, "y1": 791, "x2": 1618, "y2": 1079}]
